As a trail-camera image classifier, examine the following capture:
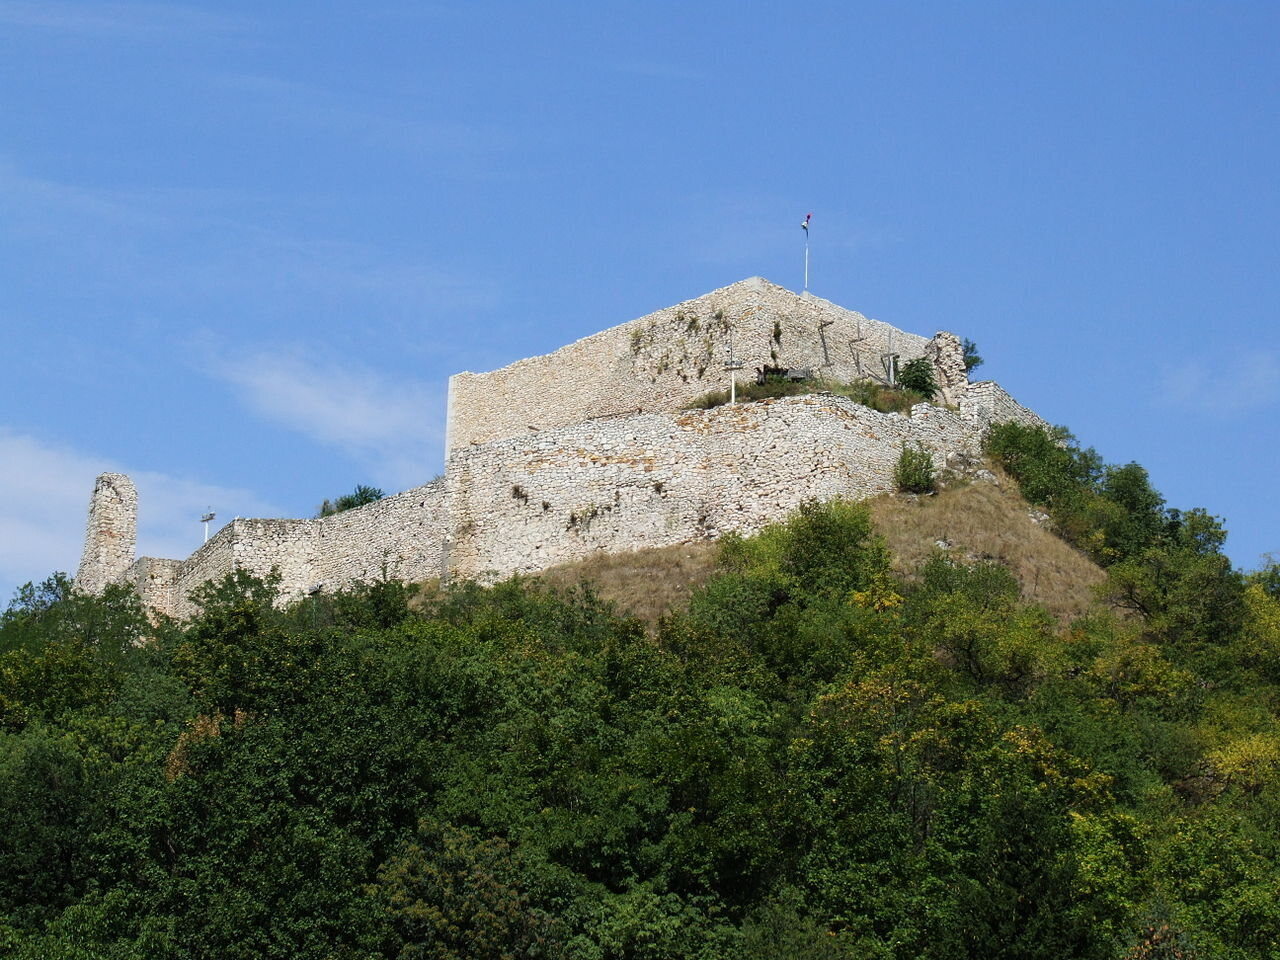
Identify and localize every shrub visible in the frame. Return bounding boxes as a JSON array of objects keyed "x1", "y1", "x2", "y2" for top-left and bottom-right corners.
[
  {"x1": 686, "y1": 377, "x2": 929, "y2": 414},
  {"x1": 963, "y1": 337, "x2": 983, "y2": 372},
  {"x1": 984, "y1": 422, "x2": 1101, "y2": 508},
  {"x1": 895, "y1": 444, "x2": 935, "y2": 494},
  {"x1": 832, "y1": 379, "x2": 930, "y2": 414},
  {"x1": 317, "y1": 484, "x2": 386, "y2": 518},
  {"x1": 896, "y1": 357, "x2": 938, "y2": 399}
]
